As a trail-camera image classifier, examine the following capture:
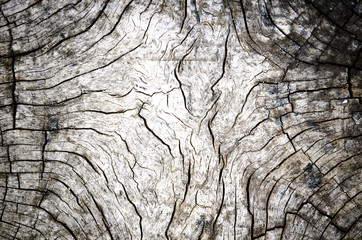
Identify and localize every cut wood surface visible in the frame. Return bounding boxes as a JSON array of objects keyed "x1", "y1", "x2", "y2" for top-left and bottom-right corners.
[{"x1": 0, "y1": 0, "x2": 361, "y2": 239}]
